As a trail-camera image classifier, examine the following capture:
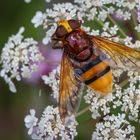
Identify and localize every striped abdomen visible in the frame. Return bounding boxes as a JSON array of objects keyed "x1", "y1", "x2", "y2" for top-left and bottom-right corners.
[{"x1": 76, "y1": 55, "x2": 112, "y2": 95}]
